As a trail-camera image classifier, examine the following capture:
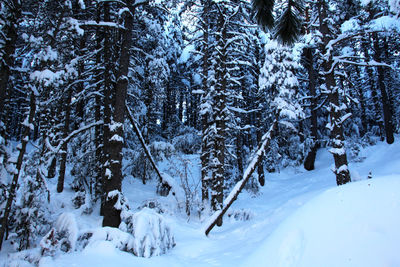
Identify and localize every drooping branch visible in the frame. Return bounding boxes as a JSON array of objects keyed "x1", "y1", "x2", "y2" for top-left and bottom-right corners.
[
  {"x1": 46, "y1": 121, "x2": 104, "y2": 154},
  {"x1": 204, "y1": 118, "x2": 278, "y2": 236}
]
